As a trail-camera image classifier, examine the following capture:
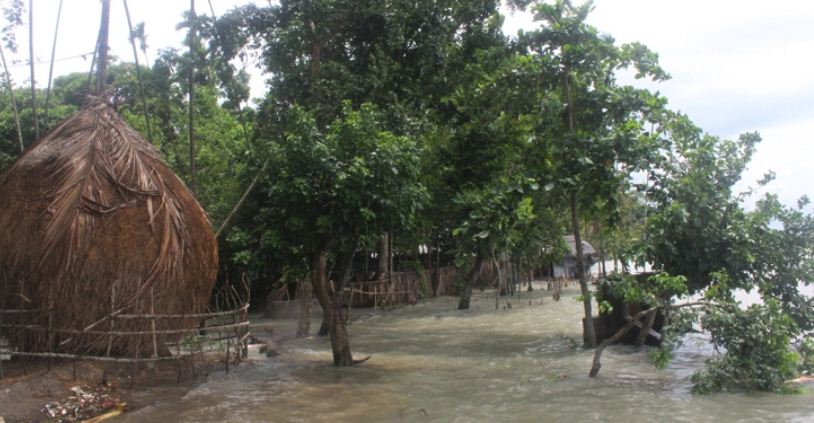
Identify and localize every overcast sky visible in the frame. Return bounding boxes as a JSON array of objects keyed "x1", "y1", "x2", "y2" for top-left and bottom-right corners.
[{"x1": 7, "y1": 0, "x2": 813, "y2": 208}]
